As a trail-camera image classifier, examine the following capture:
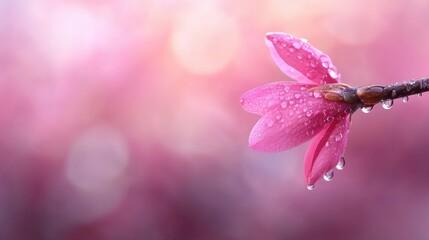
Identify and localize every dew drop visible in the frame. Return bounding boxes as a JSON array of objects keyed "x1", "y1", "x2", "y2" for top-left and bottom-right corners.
[
  {"x1": 336, "y1": 157, "x2": 345, "y2": 170},
  {"x1": 308, "y1": 92, "x2": 313, "y2": 97},
  {"x1": 323, "y1": 170, "x2": 334, "y2": 181},
  {"x1": 327, "y1": 68, "x2": 339, "y2": 79},
  {"x1": 281, "y1": 101, "x2": 287, "y2": 108},
  {"x1": 361, "y1": 105, "x2": 373, "y2": 113},
  {"x1": 281, "y1": 42, "x2": 287, "y2": 48},
  {"x1": 267, "y1": 100, "x2": 275, "y2": 107},
  {"x1": 275, "y1": 114, "x2": 281, "y2": 120},
  {"x1": 284, "y1": 86, "x2": 290, "y2": 91},
  {"x1": 300, "y1": 86, "x2": 308, "y2": 91},
  {"x1": 266, "y1": 119, "x2": 274, "y2": 127},
  {"x1": 288, "y1": 47, "x2": 295, "y2": 53},
  {"x1": 289, "y1": 111, "x2": 294, "y2": 116},
  {"x1": 272, "y1": 37, "x2": 278, "y2": 43},
  {"x1": 307, "y1": 53, "x2": 313, "y2": 59},
  {"x1": 325, "y1": 141, "x2": 330, "y2": 147},
  {"x1": 313, "y1": 90, "x2": 322, "y2": 98},
  {"x1": 320, "y1": 55, "x2": 330, "y2": 68},
  {"x1": 391, "y1": 90, "x2": 396, "y2": 98},
  {"x1": 405, "y1": 81, "x2": 412, "y2": 91},
  {"x1": 301, "y1": 38, "x2": 308, "y2": 43},
  {"x1": 335, "y1": 133, "x2": 343, "y2": 142},
  {"x1": 418, "y1": 93, "x2": 423, "y2": 97},
  {"x1": 297, "y1": 54, "x2": 303, "y2": 60},
  {"x1": 292, "y1": 41, "x2": 302, "y2": 49},
  {"x1": 402, "y1": 96, "x2": 409, "y2": 103},
  {"x1": 305, "y1": 69, "x2": 318, "y2": 80},
  {"x1": 381, "y1": 99, "x2": 393, "y2": 110},
  {"x1": 326, "y1": 116, "x2": 334, "y2": 122},
  {"x1": 306, "y1": 110, "x2": 313, "y2": 117},
  {"x1": 310, "y1": 60, "x2": 318, "y2": 68},
  {"x1": 294, "y1": 93, "x2": 301, "y2": 99},
  {"x1": 304, "y1": 120, "x2": 311, "y2": 126},
  {"x1": 289, "y1": 100, "x2": 295, "y2": 105},
  {"x1": 307, "y1": 184, "x2": 315, "y2": 190}
]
